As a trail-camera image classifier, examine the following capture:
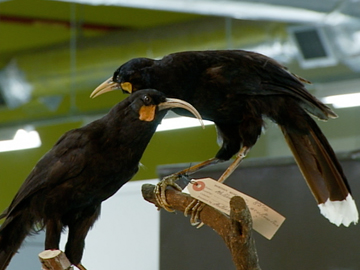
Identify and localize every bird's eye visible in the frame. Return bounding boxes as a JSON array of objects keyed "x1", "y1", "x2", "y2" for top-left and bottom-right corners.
[{"x1": 143, "y1": 95, "x2": 151, "y2": 104}]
